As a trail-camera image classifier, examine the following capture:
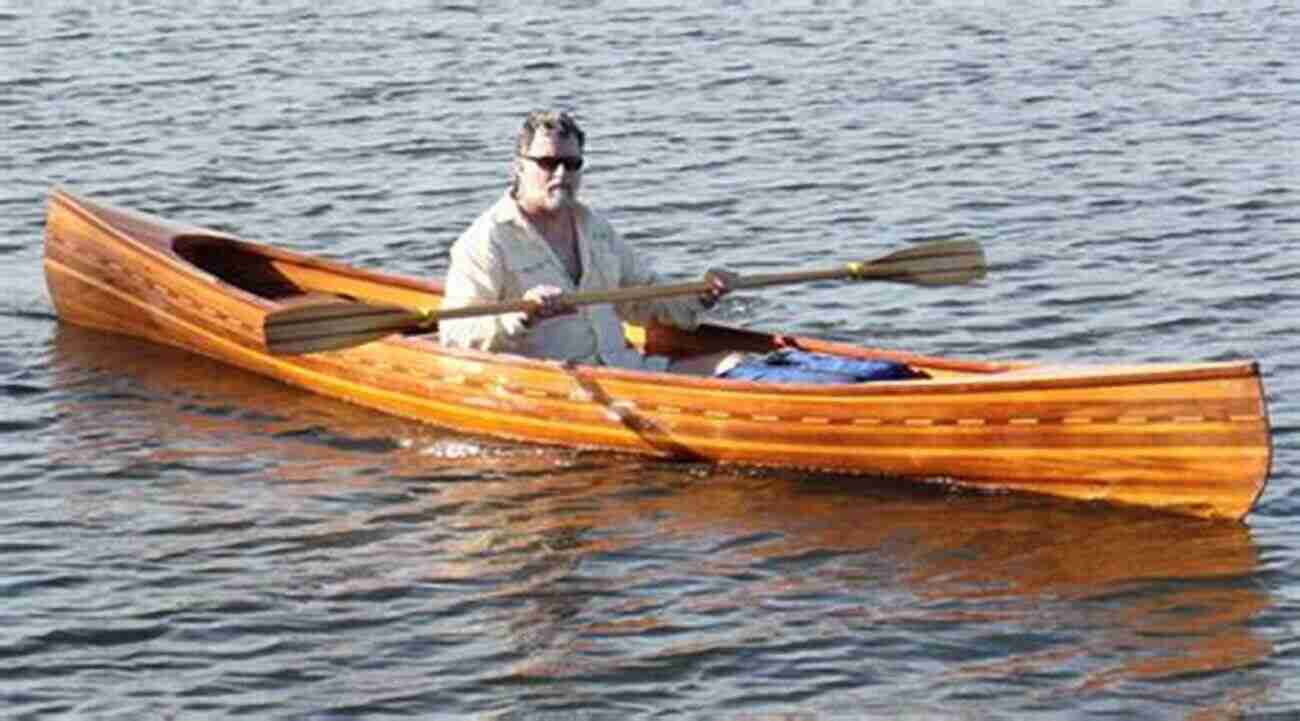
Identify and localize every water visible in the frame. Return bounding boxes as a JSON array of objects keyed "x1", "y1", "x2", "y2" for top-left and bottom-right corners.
[{"x1": 3, "y1": 2, "x2": 1299, "y2": 718}]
